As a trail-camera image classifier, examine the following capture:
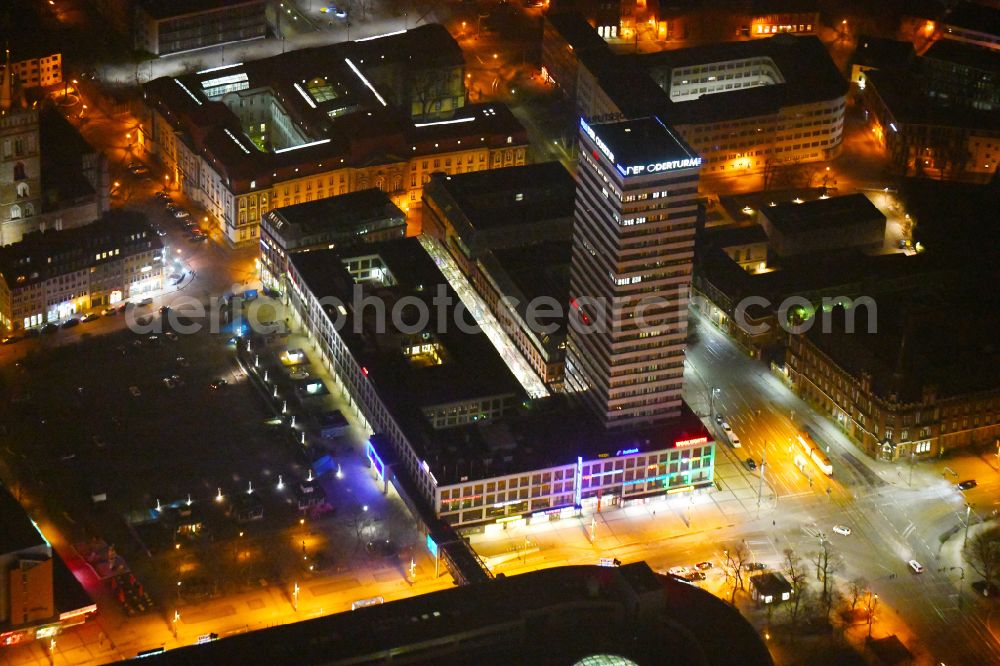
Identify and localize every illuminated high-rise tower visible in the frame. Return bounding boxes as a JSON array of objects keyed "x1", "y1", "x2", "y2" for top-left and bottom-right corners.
[{"x1": 566, "y1": 116, "x2": 702, "y2": 429}]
